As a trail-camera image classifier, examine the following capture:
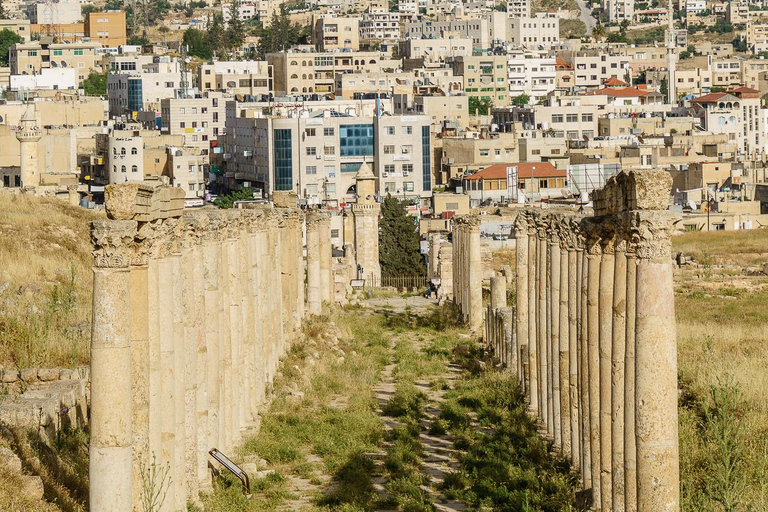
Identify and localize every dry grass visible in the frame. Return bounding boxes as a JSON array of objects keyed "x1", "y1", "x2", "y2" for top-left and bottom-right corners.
[
  {"x1": 0, "y1": 192, "x2": 103, "y2": 368},
  {"x1": 672, "y1": 229, "x2": 768, "y2": 267},
  {"x1": 0, "y1": 465, "x2": 60, "y2": 512},
  {"x1": 486, "y1": 247, "x2": 516, "y2": 273},
  {"x1": 675, "y1": 244, "x2": 768, "y2": 509}
]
